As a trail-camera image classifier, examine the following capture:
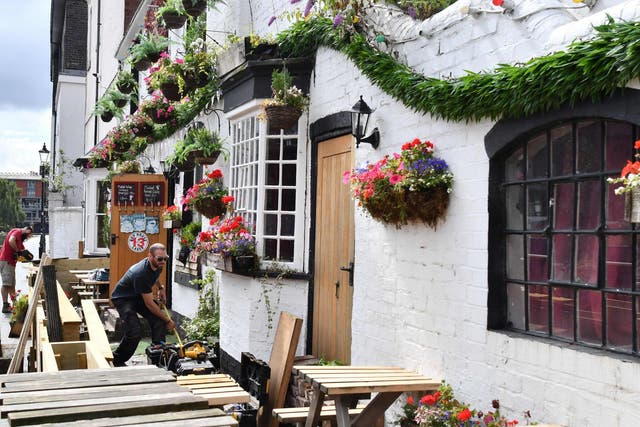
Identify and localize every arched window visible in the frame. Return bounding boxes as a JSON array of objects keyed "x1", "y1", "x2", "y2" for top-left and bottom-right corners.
[{"x1": 488, "y1": 116, "x2": 640, "y2": 356}]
